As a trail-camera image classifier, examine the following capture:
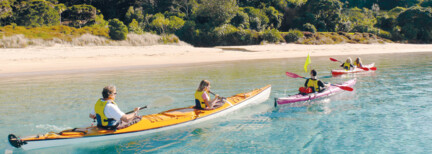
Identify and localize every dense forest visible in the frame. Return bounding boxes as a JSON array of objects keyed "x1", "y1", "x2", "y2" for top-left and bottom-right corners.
[{"x1": 1, "y1": 0, "x2": 432, "y2": 46}]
